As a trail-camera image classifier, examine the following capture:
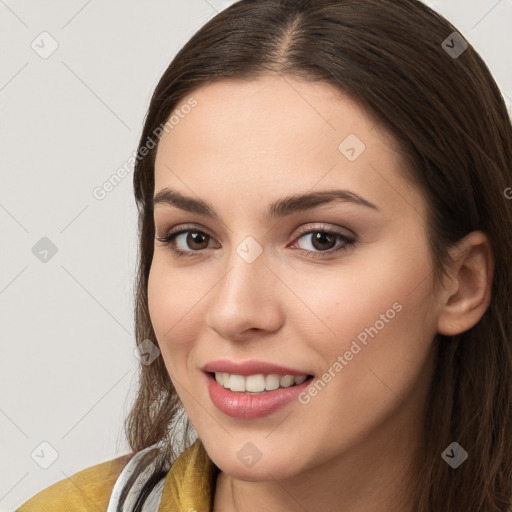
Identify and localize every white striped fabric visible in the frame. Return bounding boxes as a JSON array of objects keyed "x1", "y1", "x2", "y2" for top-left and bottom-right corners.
[{"x1": 106, "y1": 442, "x2": 172, "y2": 512}]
